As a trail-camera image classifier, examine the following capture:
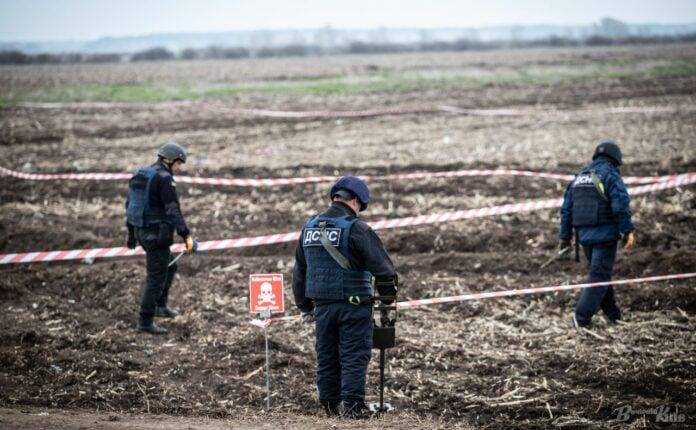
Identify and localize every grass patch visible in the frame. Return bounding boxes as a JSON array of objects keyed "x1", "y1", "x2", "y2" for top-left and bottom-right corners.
[
  {"x1": 3, "y1": 59, "x2": 696, "y2": 104},
  {"x1": 648, "y1": 59, "x2": 696, "y2": 78},
  {"x1": 49, "y1": 84, "x2": 198, "y2": 103}
]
